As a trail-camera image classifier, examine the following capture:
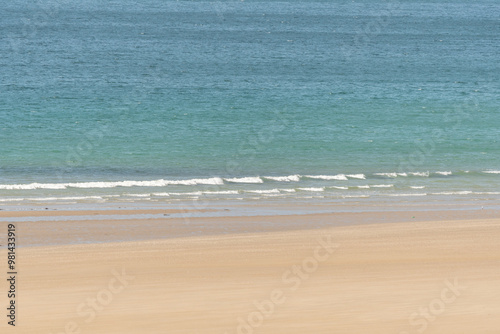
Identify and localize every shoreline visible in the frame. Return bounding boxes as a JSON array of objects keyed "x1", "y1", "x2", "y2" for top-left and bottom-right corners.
[
  {"x1": 1, "y1": 169, "x2": 500, "y2": 208},
  {"x1": 1, "y1": 199, "x2": 499, "y2": 247}
]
